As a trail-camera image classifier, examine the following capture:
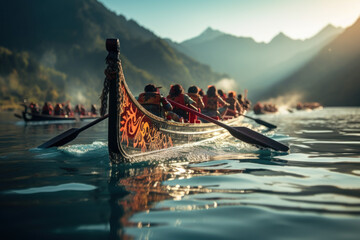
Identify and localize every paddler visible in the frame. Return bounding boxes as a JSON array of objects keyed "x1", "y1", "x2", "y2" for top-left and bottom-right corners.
[
  {"x1": 54, "y1": 103, "x2": 64, "y2": 116},
  {"x1": 167, "y1": 84, "x2": 198, "y2": 122},
  {"x1": 138, "y1": 84, "x2": 173, "y2": 117},
  {"x1": 187, "y1": 86, "x2": 205, "y2": 110},
  {"x1": 226, "y1": 91, "x2": 243, "y2": 116},
  {"x1": 187, "y1": 86, "x2": 205, "y2": 123},
  {"x1": 202, "y1": 85, "x2": 229, "y2": 119},
  {"x1": 41, "y1": 102, "x2": 53, "y2": 115}
]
